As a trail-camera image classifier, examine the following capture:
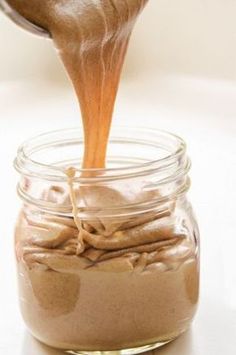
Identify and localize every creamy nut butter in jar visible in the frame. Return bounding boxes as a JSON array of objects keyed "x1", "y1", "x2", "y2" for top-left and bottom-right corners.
[{"x1": 14, "y1": 127, "x2": 200, "y2": 354}]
